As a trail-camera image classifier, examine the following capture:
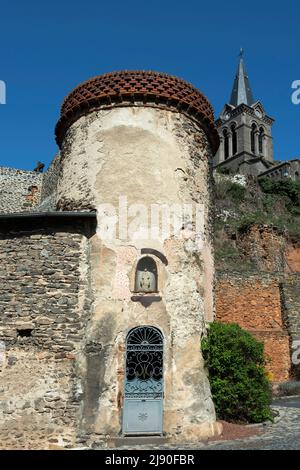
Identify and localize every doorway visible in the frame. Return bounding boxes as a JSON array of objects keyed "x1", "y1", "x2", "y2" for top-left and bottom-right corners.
[{"x1": 122, "y1": 326, "x2": 164, "y2": 435}]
